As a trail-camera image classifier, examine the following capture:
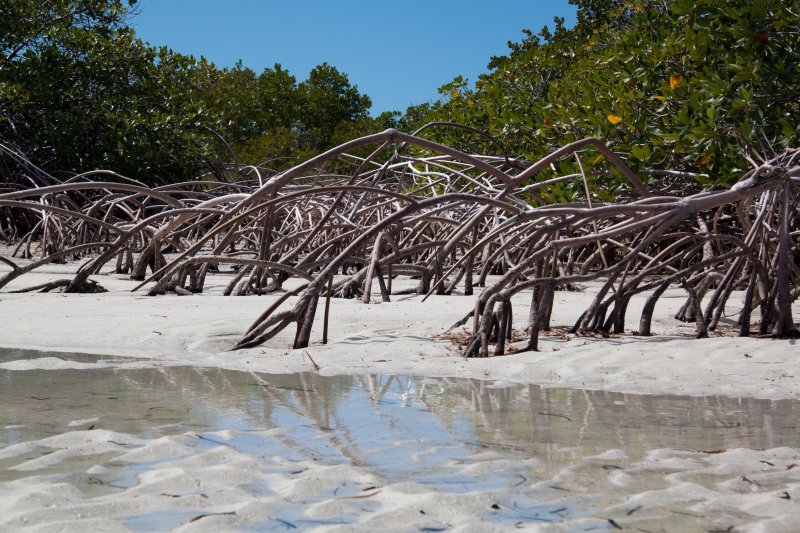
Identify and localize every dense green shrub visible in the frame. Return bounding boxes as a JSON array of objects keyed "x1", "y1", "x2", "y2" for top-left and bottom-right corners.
[
  {"x1": 405, "y1": 0, "x2": 800, "y2": 194},
  {"x1": 0, "y1": 0, "x2": 381, "y2": 184}
]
